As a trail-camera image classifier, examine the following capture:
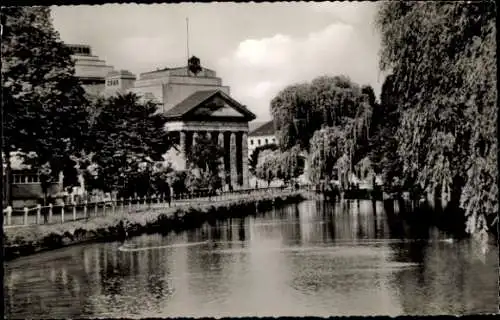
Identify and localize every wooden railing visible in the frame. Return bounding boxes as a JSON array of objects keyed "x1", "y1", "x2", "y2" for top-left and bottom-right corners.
[{"x1": 3, "y1": 185, "x2": 311, "y2": 227}]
